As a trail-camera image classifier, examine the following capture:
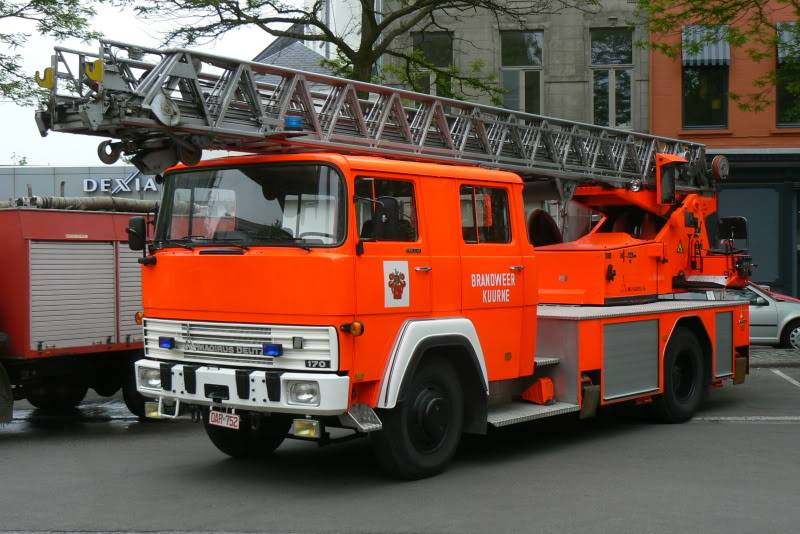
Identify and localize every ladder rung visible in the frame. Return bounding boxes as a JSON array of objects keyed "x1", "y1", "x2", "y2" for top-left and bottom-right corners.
[{"x1": 534, "y1": 356, "x2": 561, "y2": 368}]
